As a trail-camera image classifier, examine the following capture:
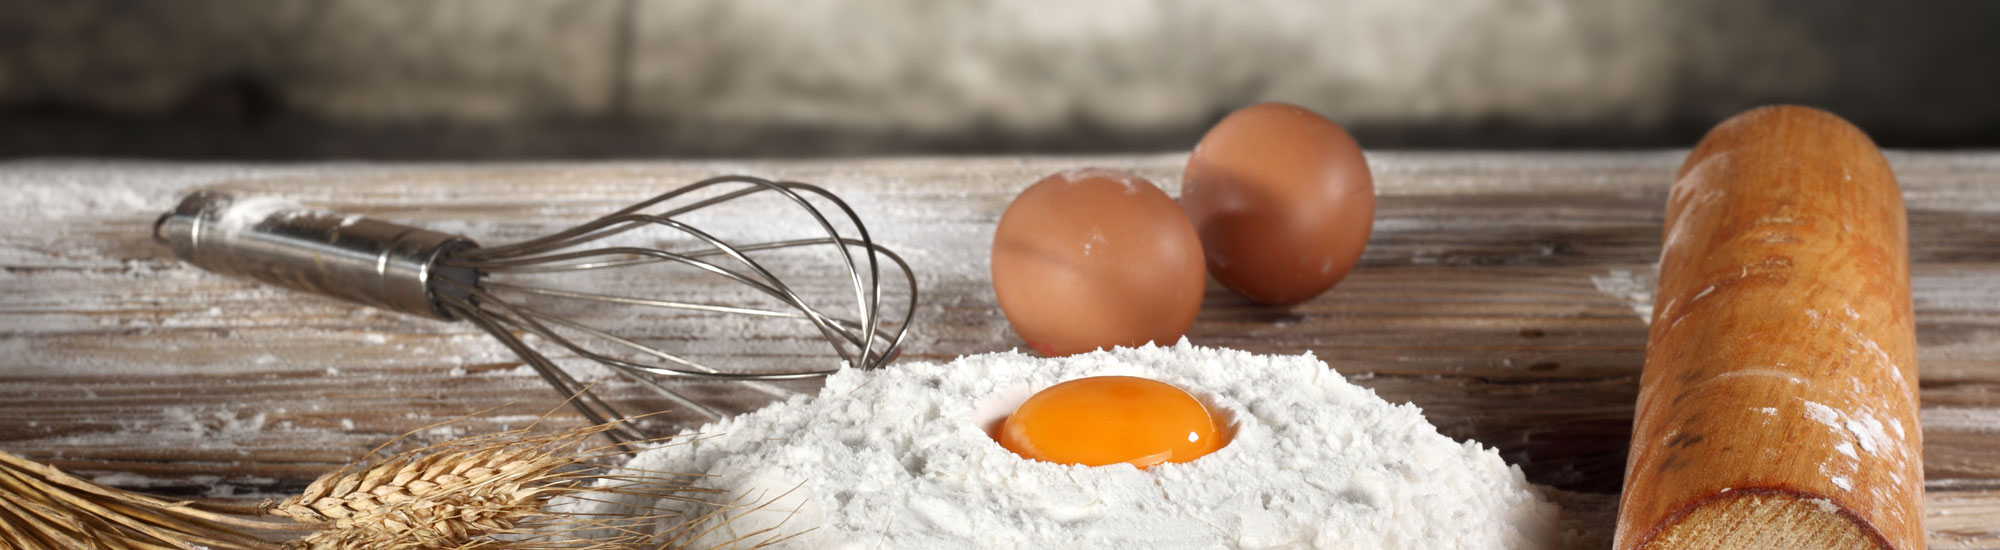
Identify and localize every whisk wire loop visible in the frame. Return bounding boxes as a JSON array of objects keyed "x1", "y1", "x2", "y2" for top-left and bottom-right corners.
[
  {"x1": 448, "y1": 216, "x2": 864, "y2": 370},
  {"x1": 477, "y1": 239, "x2": 915, "y2": 356},
  {"x1": 447, "y1": 175, "x2": 890, "y2": 372}
]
